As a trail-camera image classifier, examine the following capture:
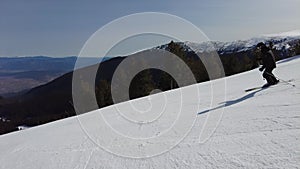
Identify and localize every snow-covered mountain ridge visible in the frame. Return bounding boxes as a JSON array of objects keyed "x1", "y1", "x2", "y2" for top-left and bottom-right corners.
[{"x1": 158, "y1": 30, "x2": 300, "y2": 55}]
